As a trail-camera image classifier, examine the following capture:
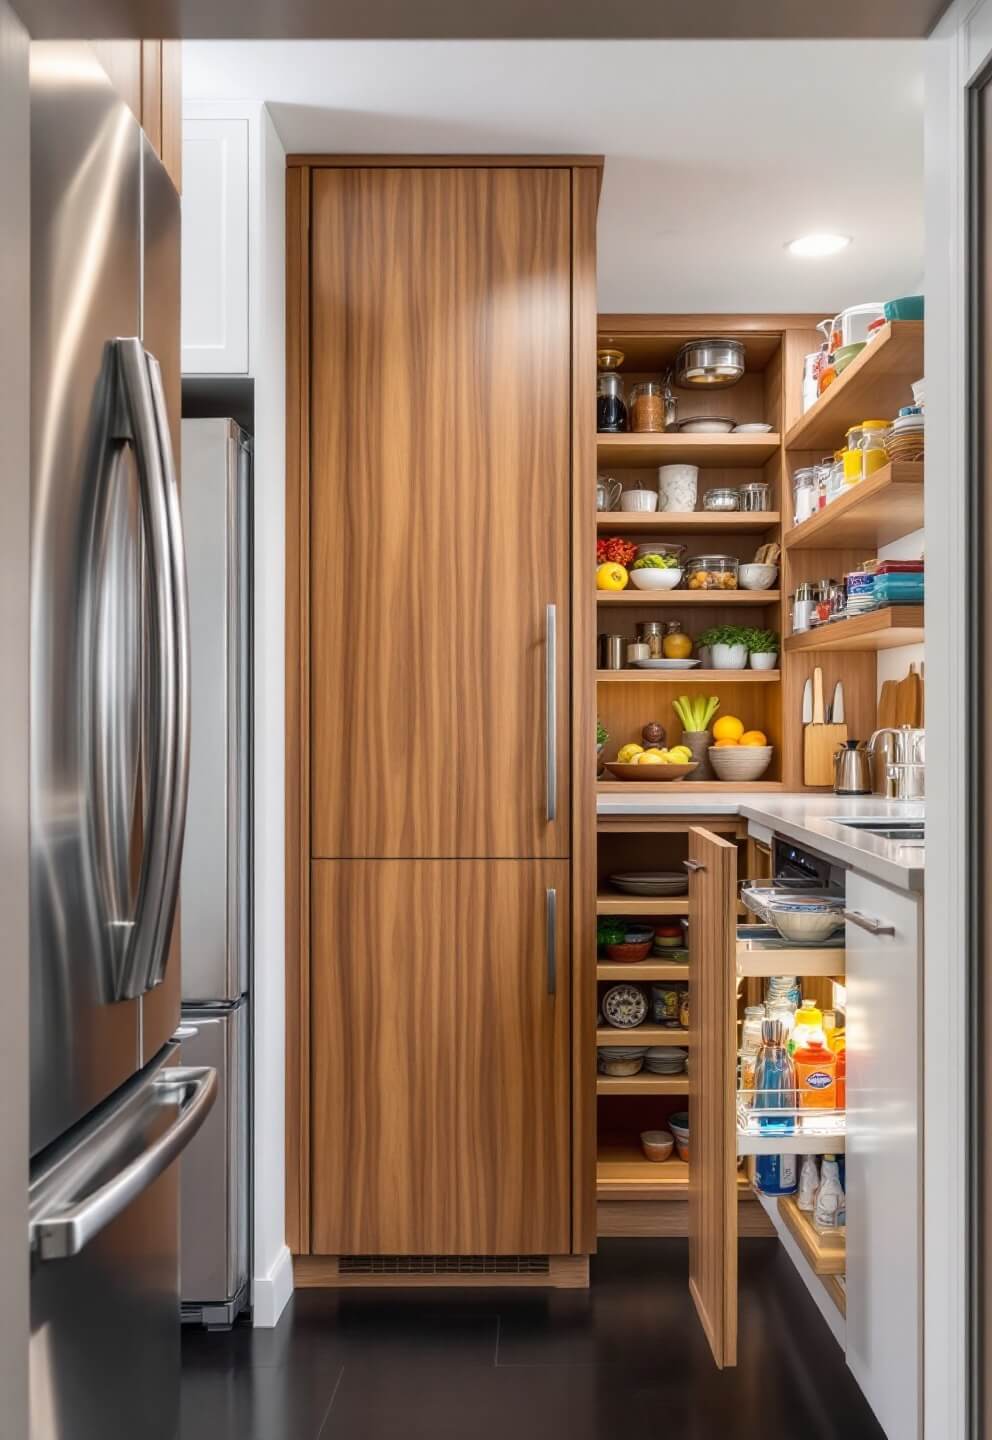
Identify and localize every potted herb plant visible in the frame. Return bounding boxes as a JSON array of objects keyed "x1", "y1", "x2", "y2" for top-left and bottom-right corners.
[
  {"x1": 697, "y1": 624, "x2": 751, "y2": 670},
  {"x1": 745, "y1": 628, "x2": 780, "y2": 670}
]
